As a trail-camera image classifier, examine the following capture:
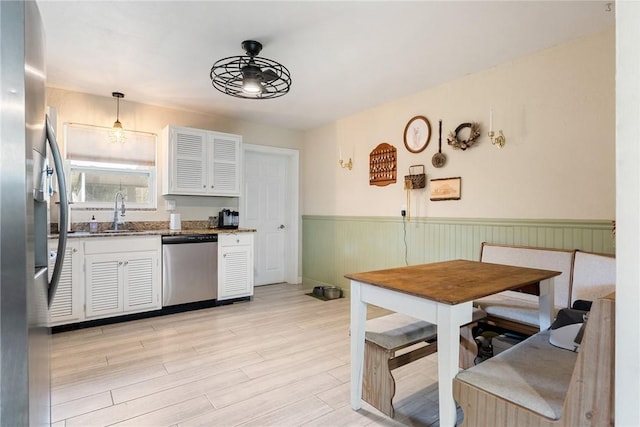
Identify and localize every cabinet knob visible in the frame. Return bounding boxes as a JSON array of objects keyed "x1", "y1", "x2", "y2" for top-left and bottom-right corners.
[
  {"x1": 72, "y1": 248, "x2": 77, "y2": 253},
  {"x1": 124, "y1": 261, "x2": 129, "y2": 265},
  {"x1": 279, "y1": 224, "x2": 285, "y2": 229},
  {"x1": 203, "y1": 185, "x2": 206, "y2": 188},
  {"x1": 118, "y1": 261, "x2": 123, "y2": 266}
]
